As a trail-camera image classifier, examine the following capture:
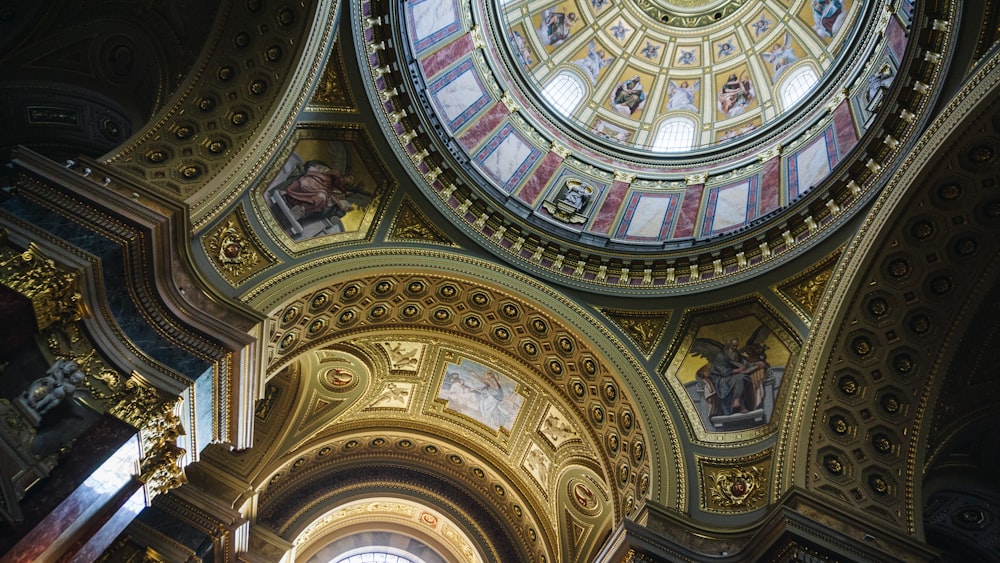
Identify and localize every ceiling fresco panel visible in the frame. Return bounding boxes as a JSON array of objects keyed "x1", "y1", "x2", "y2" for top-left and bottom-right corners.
[
  {"x1": 661, "y1": 297, "x2": 799, "y2": 442},
  {"x1": 253, "y1": 125, "x2": 392, "y2": 253}
]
